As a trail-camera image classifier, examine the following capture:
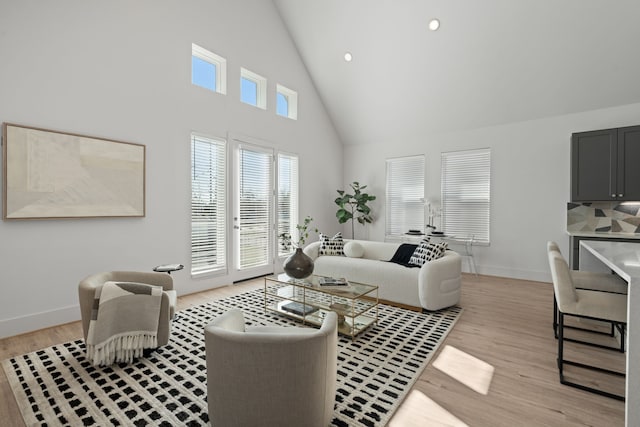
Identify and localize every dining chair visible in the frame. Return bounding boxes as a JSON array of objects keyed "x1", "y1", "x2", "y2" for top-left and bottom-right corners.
[{"x1": 547, "y1": 247, "x2": 626, "y2": 400}]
